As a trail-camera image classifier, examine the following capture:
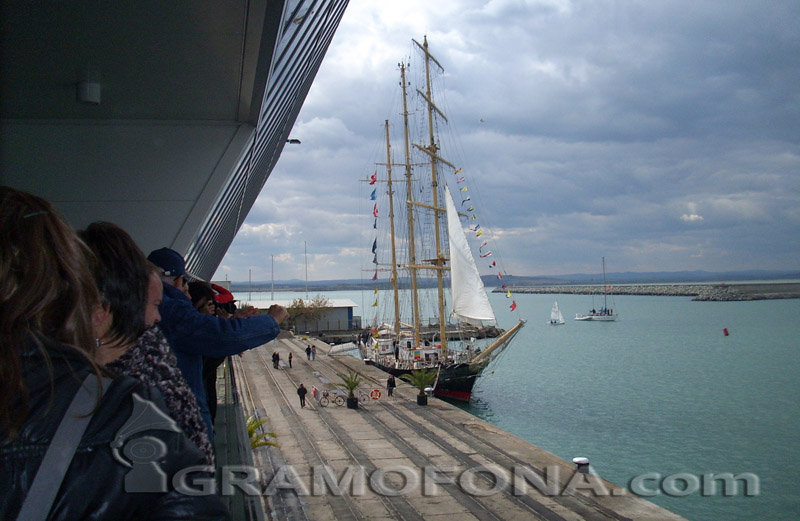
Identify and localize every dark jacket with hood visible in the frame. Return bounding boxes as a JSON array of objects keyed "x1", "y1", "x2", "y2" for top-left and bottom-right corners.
[{"x1": 0, "y1": 338, "x2": 230, "y2": 521}]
